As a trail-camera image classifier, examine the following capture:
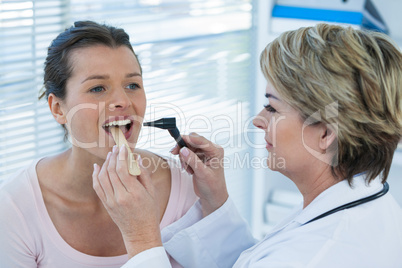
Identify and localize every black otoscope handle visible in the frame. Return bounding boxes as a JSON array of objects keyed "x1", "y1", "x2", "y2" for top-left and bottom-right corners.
[{"x1": 168, "y1": 128, "x2": 187, "y2": 148}]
